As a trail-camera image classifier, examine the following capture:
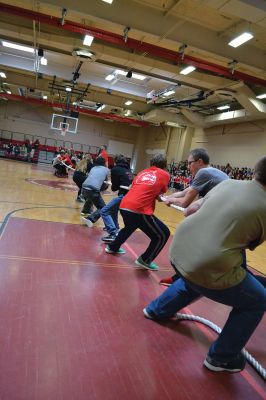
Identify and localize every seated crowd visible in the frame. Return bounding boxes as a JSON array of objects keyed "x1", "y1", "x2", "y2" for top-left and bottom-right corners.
[
  {"x1": 168, "y1": 160, "x2": 254, "y2": 191},
  {"x1": 0, "y1": 138, "x2": 40, "y2": 162}
]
